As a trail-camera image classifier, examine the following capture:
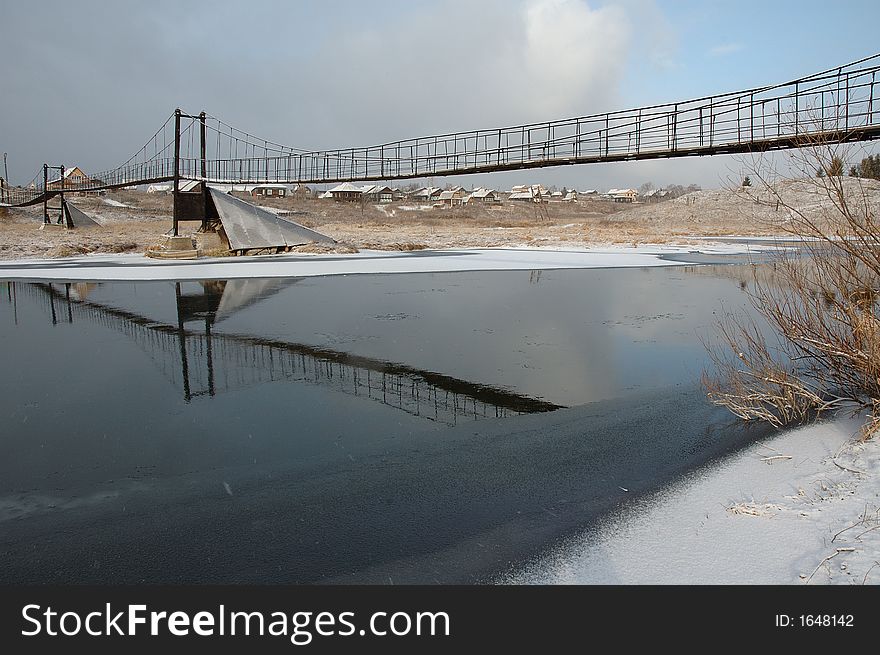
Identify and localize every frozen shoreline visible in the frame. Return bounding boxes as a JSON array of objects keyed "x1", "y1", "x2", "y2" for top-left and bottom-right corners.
[
  {"x1": 0, "y1": 243, "x2": 780, "y2": 282},
  {"x1": 503, "y1": 415, "x2": 880, "y2": 585}
]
